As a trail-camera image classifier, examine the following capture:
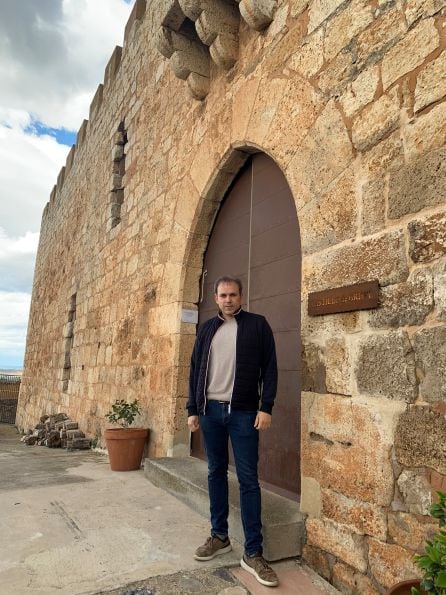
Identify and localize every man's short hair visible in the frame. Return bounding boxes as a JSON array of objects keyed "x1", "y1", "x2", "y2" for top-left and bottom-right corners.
[{"x1": 214, "y1": 276, "x2": 243, "y2": 295}]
